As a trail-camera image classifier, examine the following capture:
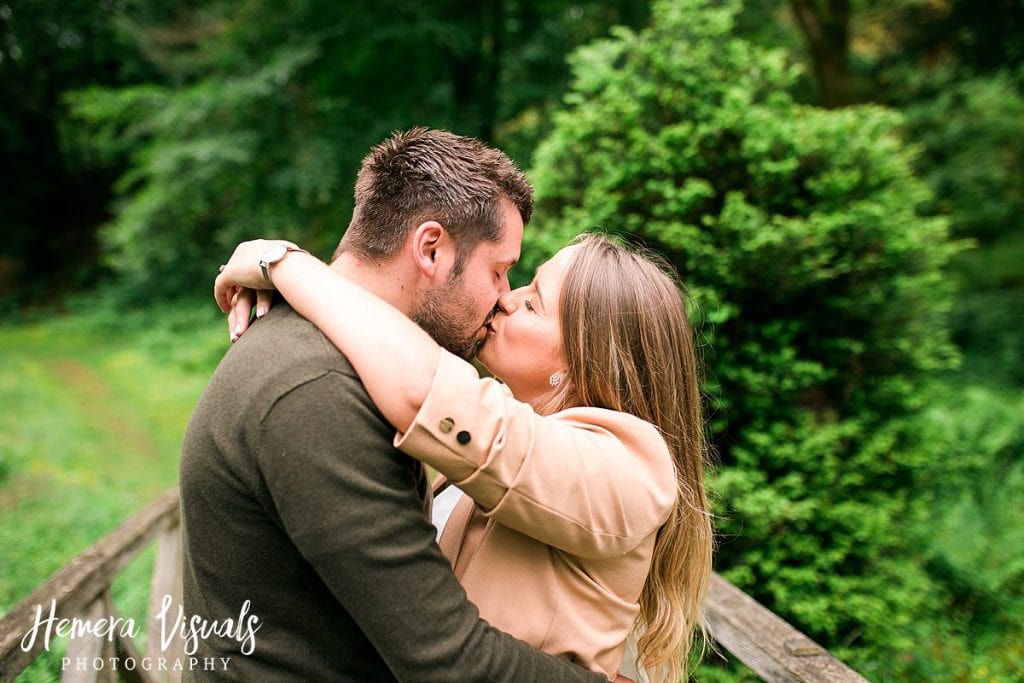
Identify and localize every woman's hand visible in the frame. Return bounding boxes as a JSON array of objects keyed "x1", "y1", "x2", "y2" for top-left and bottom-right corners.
[
  {"x1": 214, "y1": 239, "x2": 295, "y2": 342},
  {"x1": 221, "y1": 287, "x2": 270, "y2": 342}
]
